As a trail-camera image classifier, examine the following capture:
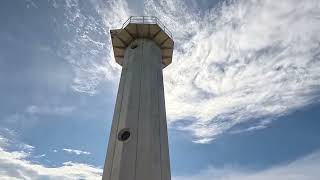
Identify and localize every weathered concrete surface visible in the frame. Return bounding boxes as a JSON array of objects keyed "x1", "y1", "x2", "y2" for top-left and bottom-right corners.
[{"x1": 102, "y1": 39, "x2": 171, "y2": 180}]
